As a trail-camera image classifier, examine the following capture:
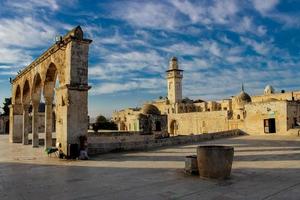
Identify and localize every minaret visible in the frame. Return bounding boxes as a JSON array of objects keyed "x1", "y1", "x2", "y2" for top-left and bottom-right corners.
[{"x1": 166, "y1": 57, "x2": 183, "y2": 104}]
